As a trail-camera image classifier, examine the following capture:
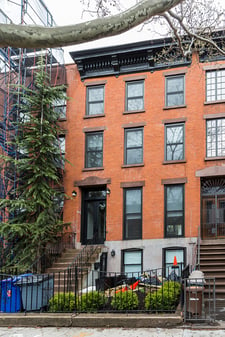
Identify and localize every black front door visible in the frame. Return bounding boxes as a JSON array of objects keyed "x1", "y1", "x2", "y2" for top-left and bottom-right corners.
[{"x1": 82, "y1": 189, "x2": 106, "y2": 245}]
